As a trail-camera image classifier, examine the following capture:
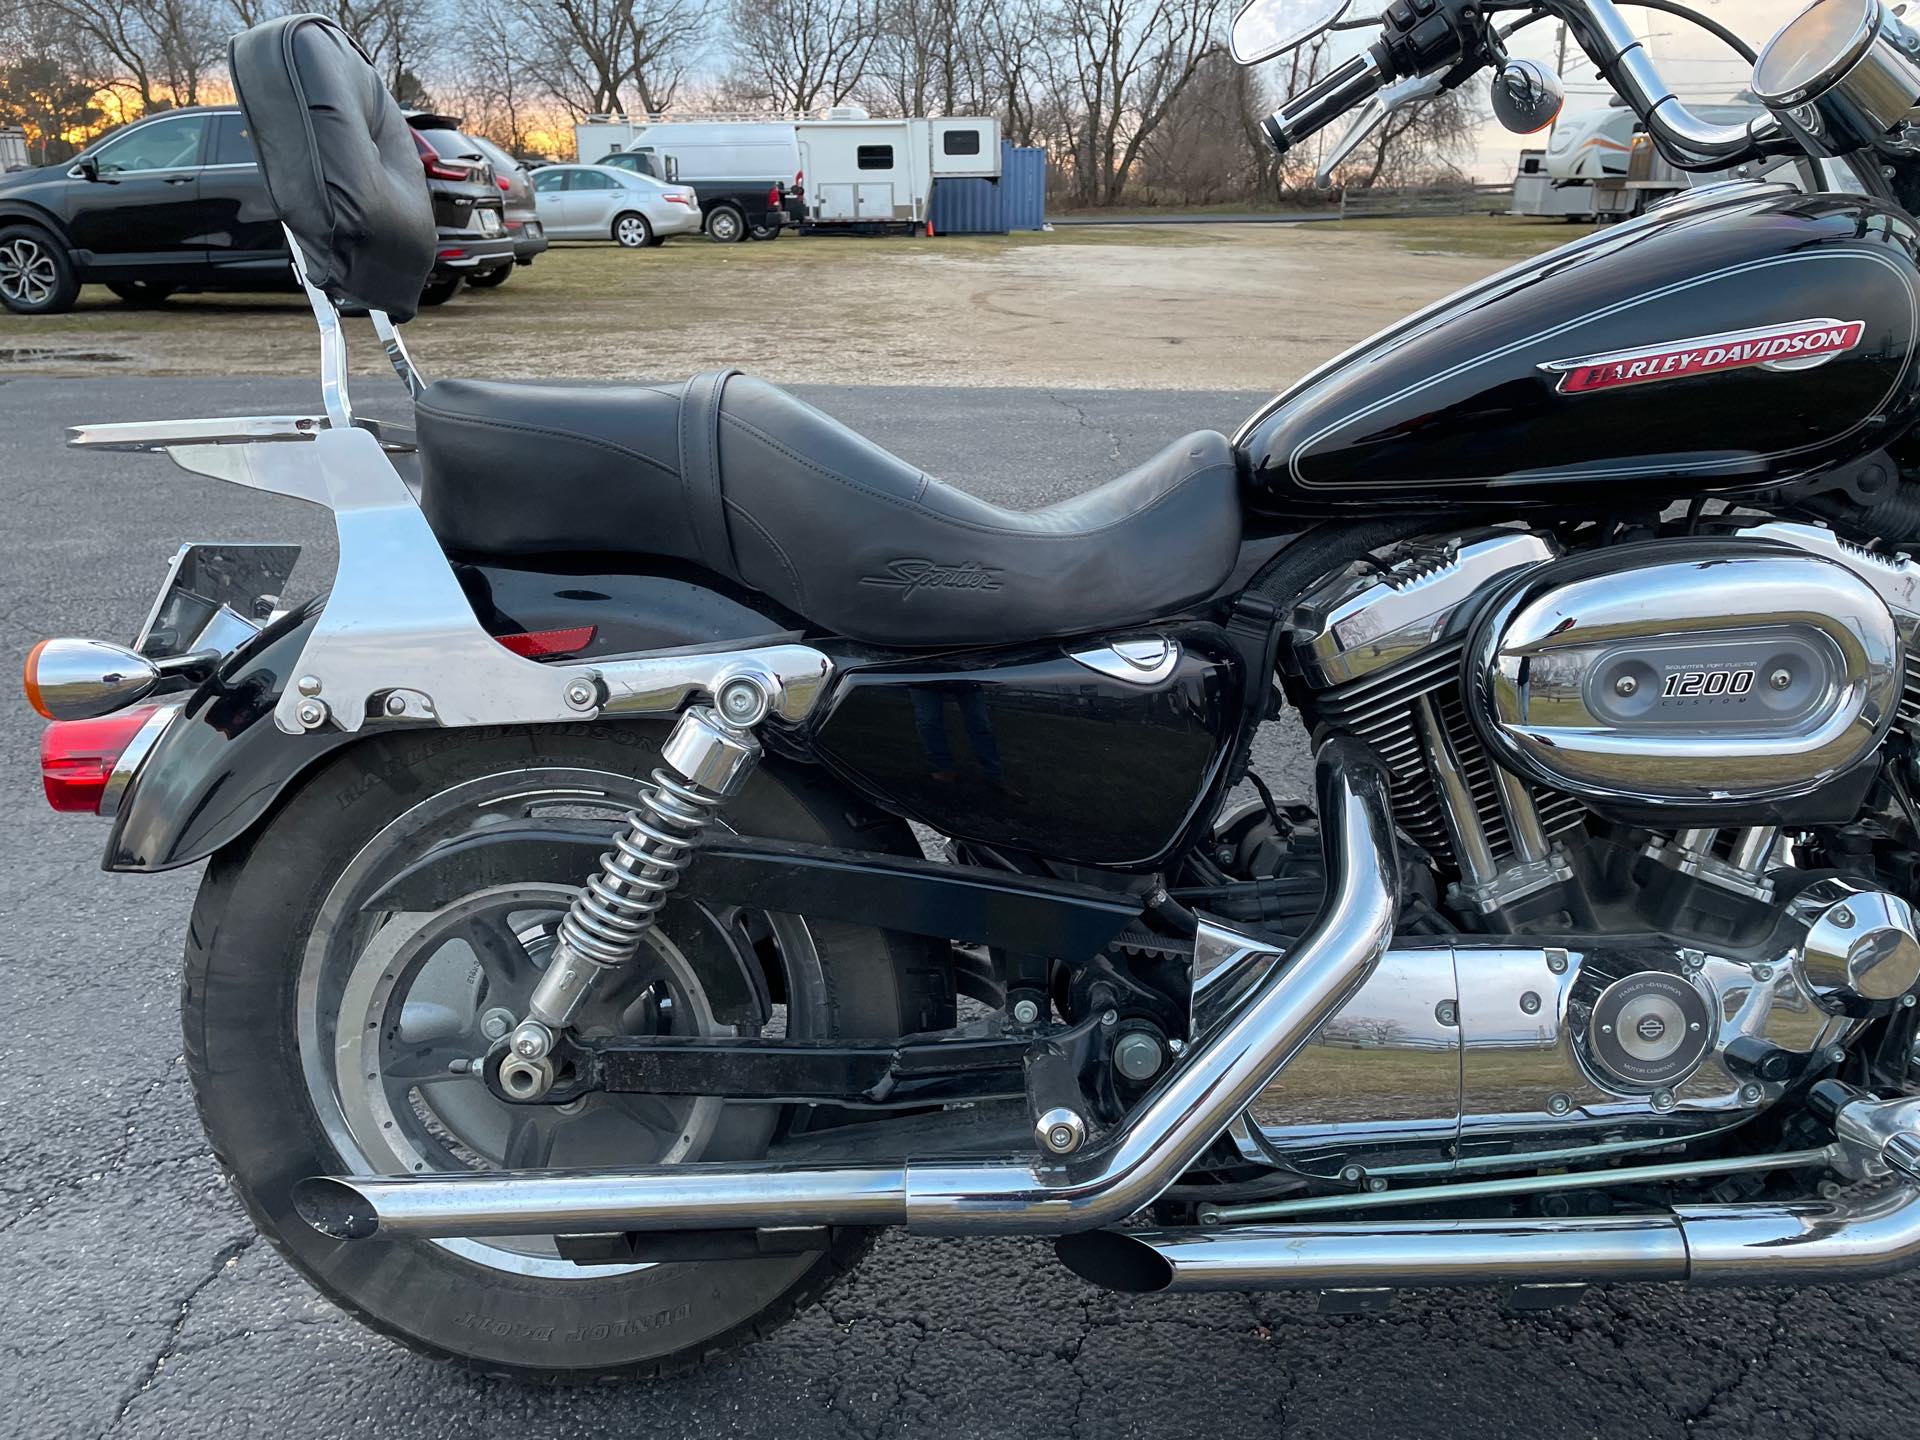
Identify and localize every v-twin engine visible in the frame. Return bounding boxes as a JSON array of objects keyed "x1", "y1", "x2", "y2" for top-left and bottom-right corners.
[{"x1": 1231, "y1": 523, "x2": 1920, "y2": 1182}]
